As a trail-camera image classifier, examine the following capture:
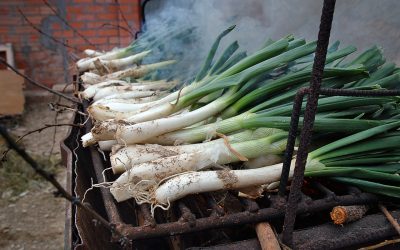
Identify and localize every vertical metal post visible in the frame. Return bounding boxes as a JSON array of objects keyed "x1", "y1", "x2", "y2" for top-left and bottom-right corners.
[
  {"x1": 281, "y1": 0, "x2": 336, "y2": 247},
  {"x1": 278, "y1": 88, "x2": 308, "y2": 196}
]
